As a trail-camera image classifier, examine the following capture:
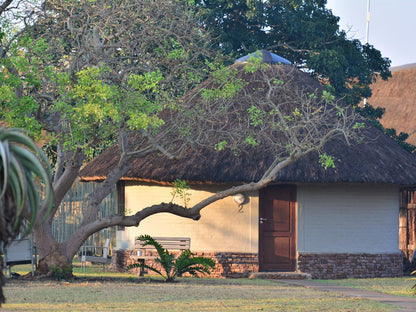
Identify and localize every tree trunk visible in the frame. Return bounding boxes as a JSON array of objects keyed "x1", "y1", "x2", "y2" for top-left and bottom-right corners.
[
  {"x1": 33, "y1": 221, "x2": 72, "y2": 277},
  {"x1": 36, "y1": 242, "x2": 73, "y2": 278}
]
